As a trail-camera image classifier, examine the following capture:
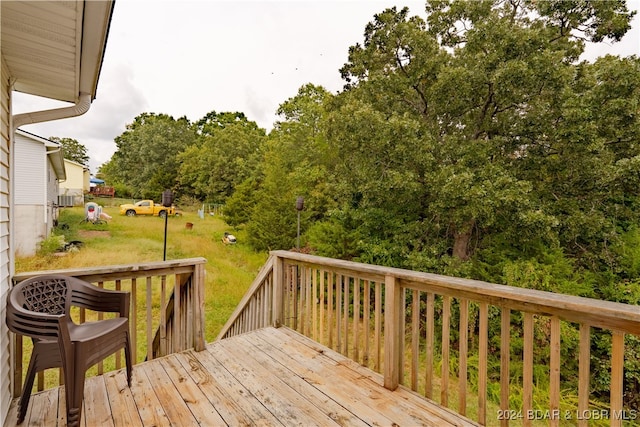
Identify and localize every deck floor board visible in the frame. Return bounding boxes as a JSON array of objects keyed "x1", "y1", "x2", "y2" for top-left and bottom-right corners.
[{"x1": 6, "y1": 327, "x2": 478, "y2": 427}]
